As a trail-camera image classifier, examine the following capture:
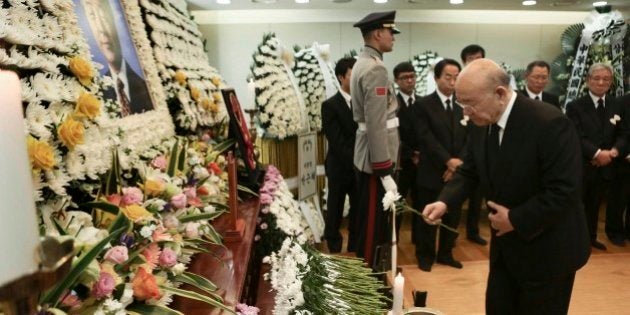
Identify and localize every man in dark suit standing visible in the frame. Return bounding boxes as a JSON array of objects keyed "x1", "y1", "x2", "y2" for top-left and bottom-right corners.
[
  {"x1": 460, "y1": 45, "x2": 488, "y2": 246},
  {"x1": 411, "y1": 59, "x2": 466, "y2": 271},
  {"x1": 322, "y1": 57, "x2": 358, "y2": 253},
  {"x1": 566, "y1": 63, "x2": 627, "y2": 250},
  {"x1": 607, "y1": 93, "x2": 630, "y2": 246},
  {"x1": 393, "y1": 61, "x2": 420, "y2": 238},
  {"x1": 520, "y1": 60, "x2": 560, "y2": 108},
  {"x1": 423, "y1": 59, "x2": 590, "y2": 314}
]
